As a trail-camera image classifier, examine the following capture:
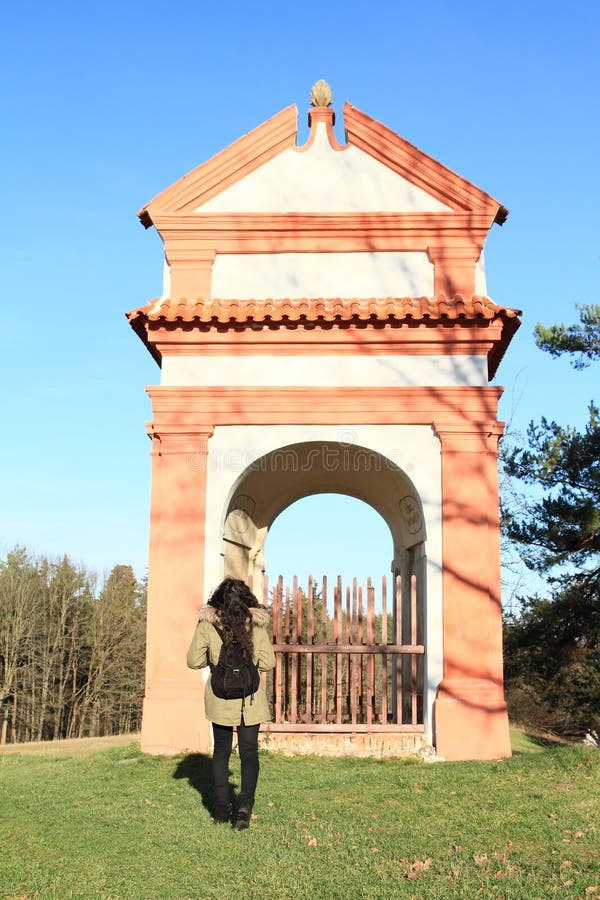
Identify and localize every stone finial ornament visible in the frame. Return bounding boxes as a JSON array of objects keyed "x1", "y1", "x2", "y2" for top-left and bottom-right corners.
[{"x1": 310, "y1": 79, "x2": 333, "y2": 107}]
